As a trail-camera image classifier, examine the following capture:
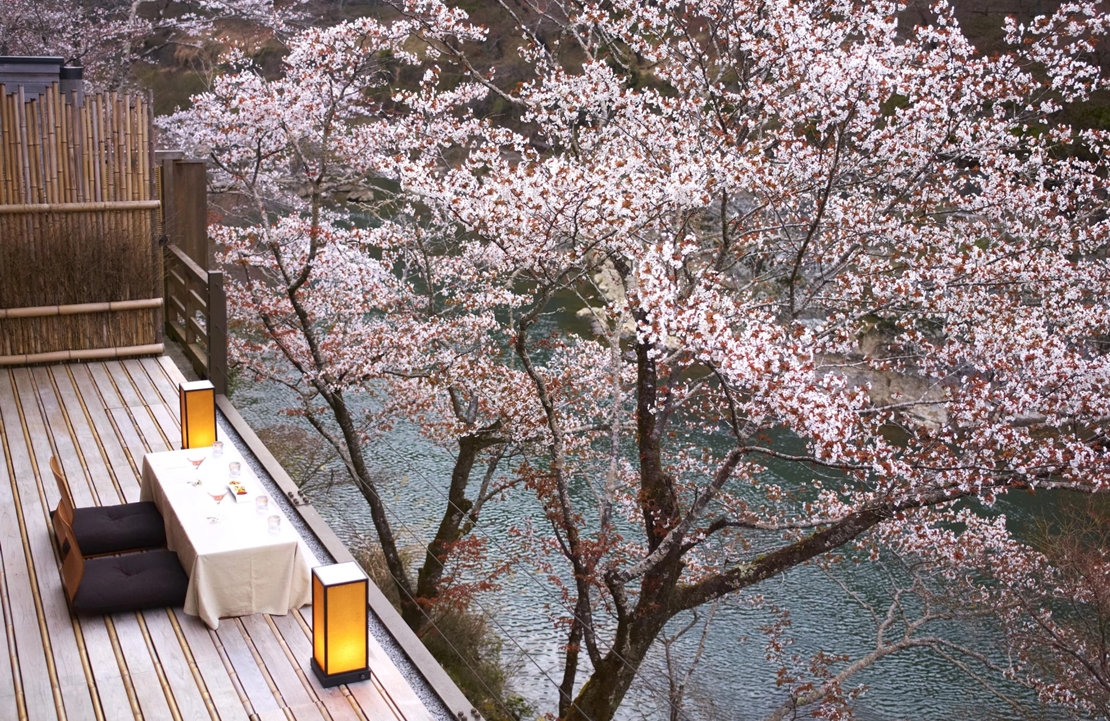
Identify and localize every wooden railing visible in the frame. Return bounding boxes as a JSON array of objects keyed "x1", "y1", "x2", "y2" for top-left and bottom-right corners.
[{"x1": 164, "y1": 242, "x2": 227, "y2": 393}]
